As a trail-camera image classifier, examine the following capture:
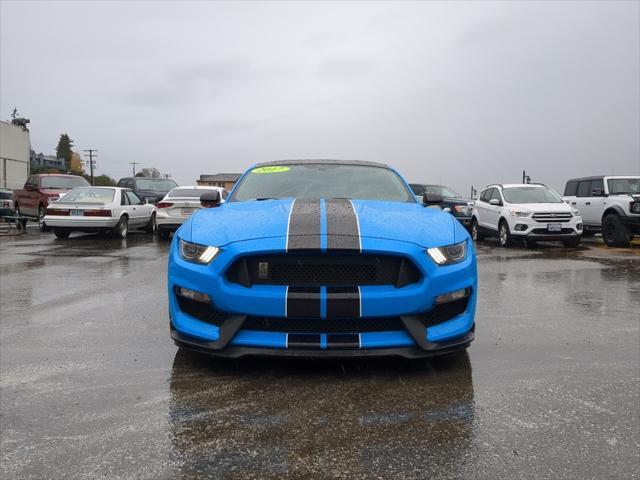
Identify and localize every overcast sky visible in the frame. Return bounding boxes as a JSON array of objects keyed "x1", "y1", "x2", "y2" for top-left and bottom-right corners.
[{"x1": 1, "y1": 0, "x2": 638, "y2": 194}]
